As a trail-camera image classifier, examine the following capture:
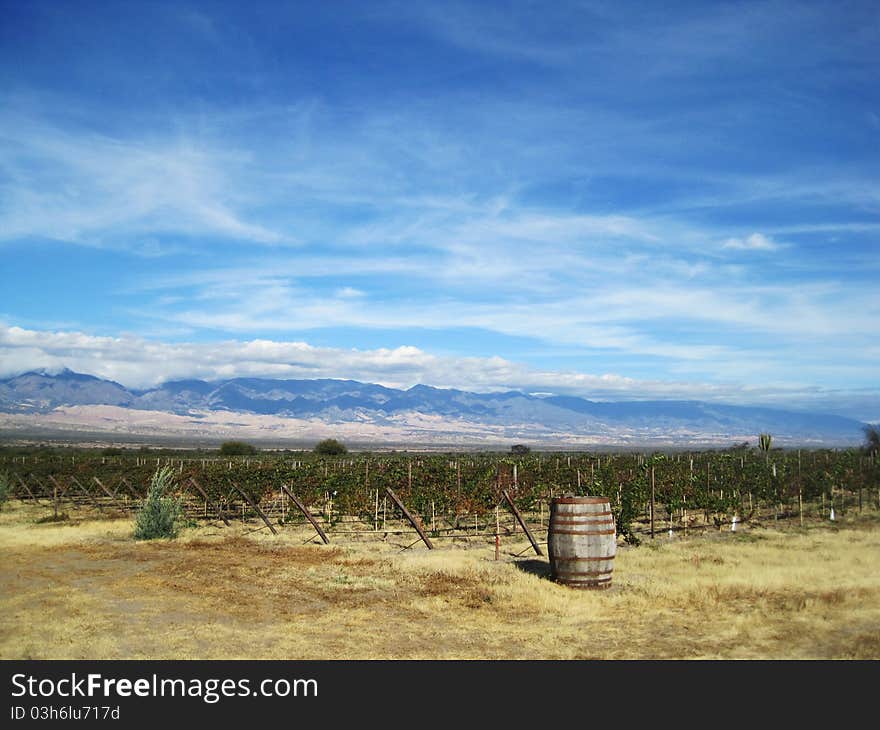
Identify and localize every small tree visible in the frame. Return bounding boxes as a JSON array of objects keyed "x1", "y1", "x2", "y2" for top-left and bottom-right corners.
[
  {"x1": 510, "y1": 444, "x2": 531, "y2": 455},
  {"x1": 219, "y1": 440, "x2": 258, "y2": 456},
  {"x1": 134, "y1": 466, "x2": 184, "y2": 540},
  {"x1": 314, "y1": 438, "x2": 347, "y2": 456}
]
